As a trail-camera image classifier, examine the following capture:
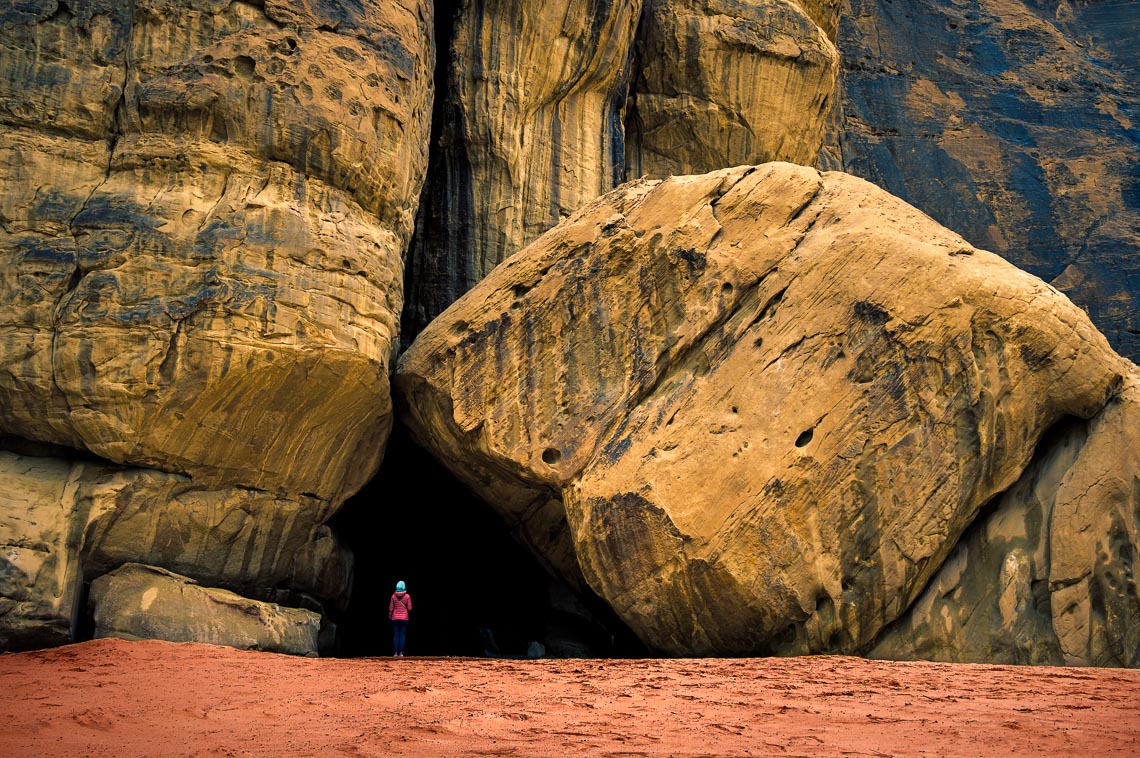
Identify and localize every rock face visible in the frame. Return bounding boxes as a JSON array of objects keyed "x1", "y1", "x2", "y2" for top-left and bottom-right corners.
[
  {"x1": 0, "y1": 0, "x2": 433, "y2": 501},
  {"x1": 90, "y1": 563, "x2": 320, "y2": 656},
  {"x1": 403, "y1": 0, "x2": 643, "y2": 337},
  {"x1": 0, "y1": 0, "x2": 431, "y2": 647},
  {"x1": 0, "y1": 450, "x2": 348, "y2": 651},
  {"x1": 626, "y1": 0, "x2": 839, "y2": 178},
  {"x1": 397, "y1": 162, "x2": 1129, "y2": 656},
  {"x1": 832, "y1": 0, "x2": 1140, "y2": 362},
  {"x1": 871, "y1": 368, "x2": 1140, "y2": 667}
]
